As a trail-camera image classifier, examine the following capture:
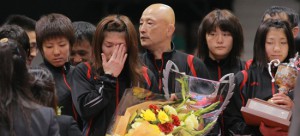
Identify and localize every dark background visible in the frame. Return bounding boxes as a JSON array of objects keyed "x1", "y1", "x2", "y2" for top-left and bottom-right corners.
[{"x1": 1, "y1": 0, "x2": 234, "y2": 54}]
